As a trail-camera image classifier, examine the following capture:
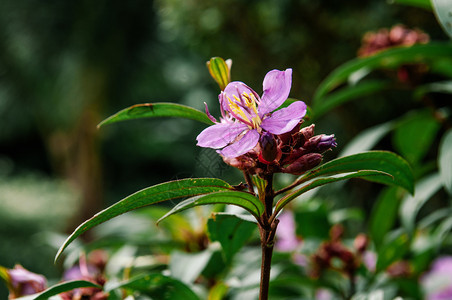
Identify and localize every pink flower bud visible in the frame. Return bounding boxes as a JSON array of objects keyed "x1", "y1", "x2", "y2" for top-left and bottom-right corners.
[
  {"x1": 282, "y1": 153, "x2": 322, "y2": 175},
  {"x1": 6, "y1": 265, "x2": 47, "y2": 298},
  {"x1": 259, "y1": 132, "x2": 280, "y2": 164}
]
